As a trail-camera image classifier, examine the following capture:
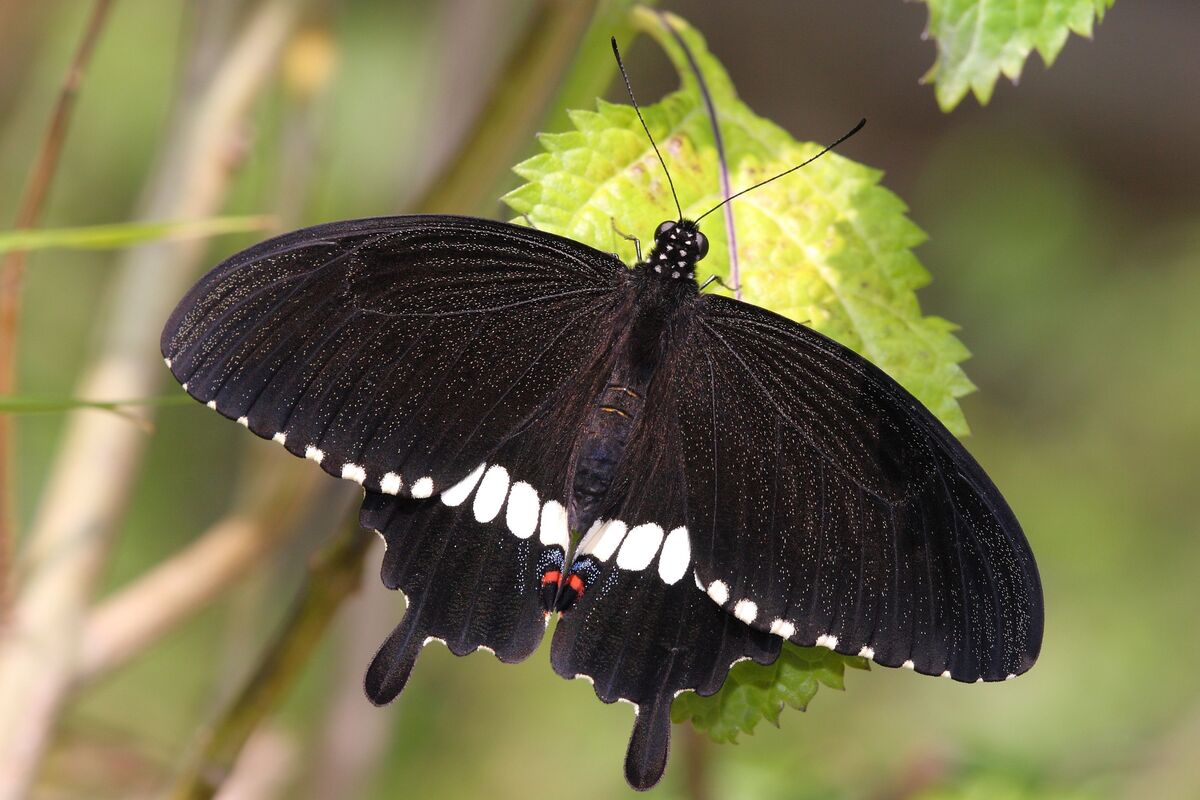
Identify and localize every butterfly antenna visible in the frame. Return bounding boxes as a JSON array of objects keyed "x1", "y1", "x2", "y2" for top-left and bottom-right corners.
[
  {"x1": 695, "y1": 118, "x2": 867, "y2": 223},
  {"x1": 611, "y1": 37, "x2": 684, "y2": 222}
]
